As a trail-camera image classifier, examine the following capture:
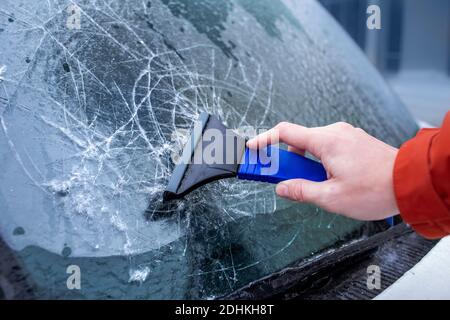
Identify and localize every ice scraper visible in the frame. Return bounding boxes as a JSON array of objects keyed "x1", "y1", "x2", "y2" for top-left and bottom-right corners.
[{"x1": 163, "y1": 113, "x2": 327, "y2": 202}]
